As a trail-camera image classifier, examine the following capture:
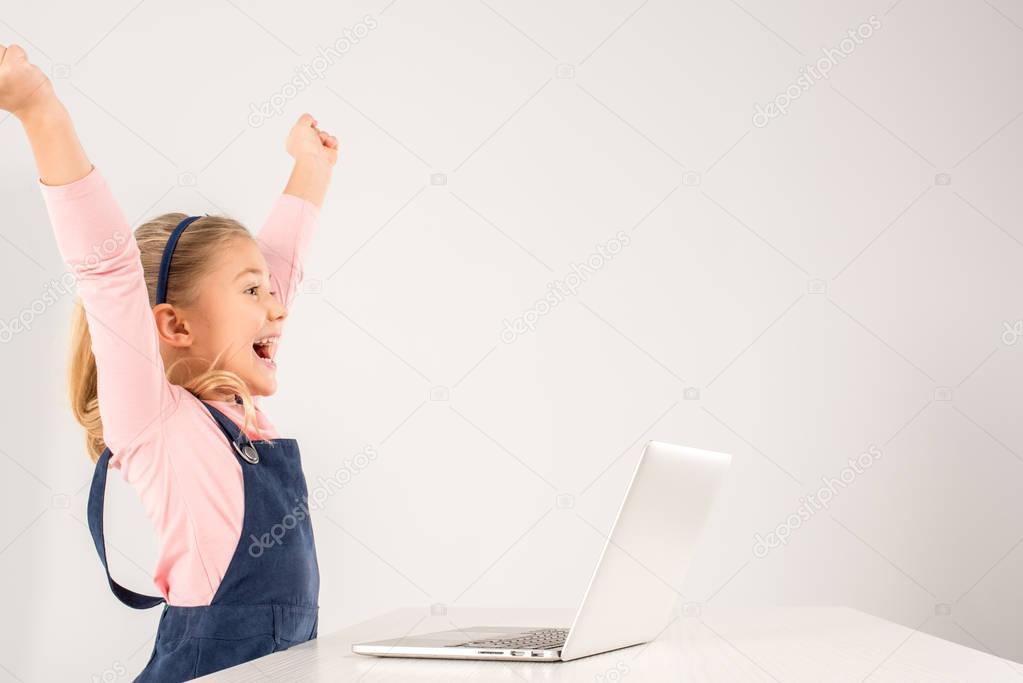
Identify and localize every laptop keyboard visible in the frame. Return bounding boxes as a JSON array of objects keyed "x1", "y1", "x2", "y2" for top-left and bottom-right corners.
[{"x1": 459, "y1": 628, "x2": 569, "y2": 650}]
